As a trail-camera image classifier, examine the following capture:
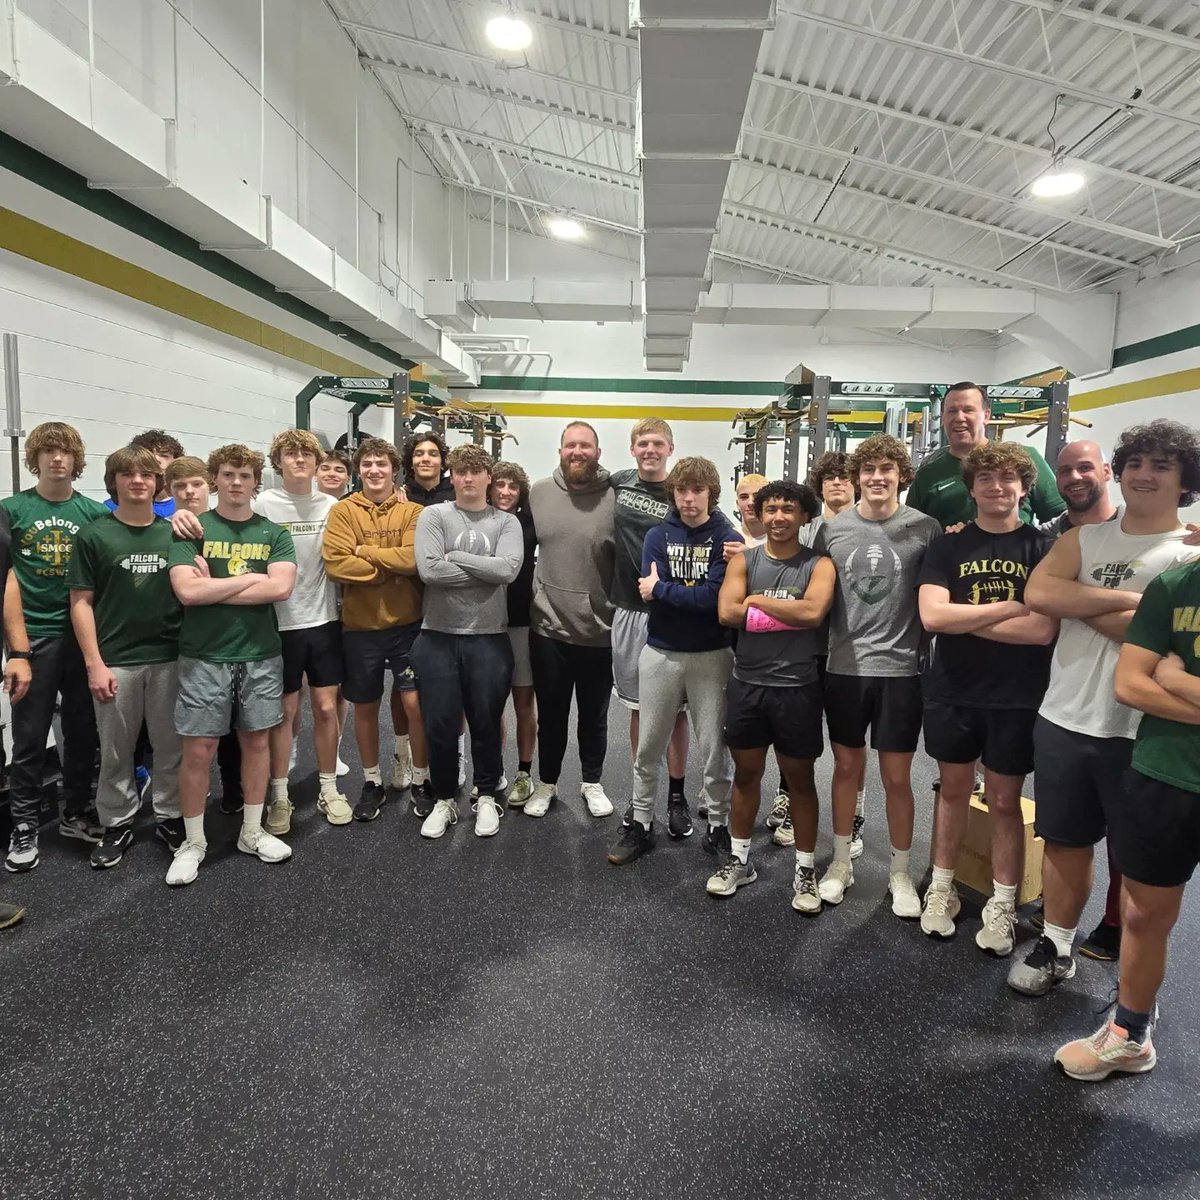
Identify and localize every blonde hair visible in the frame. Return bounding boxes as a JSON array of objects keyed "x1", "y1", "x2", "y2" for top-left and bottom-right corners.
[
  {"x1": 207, "y1": 444, "x2": 265, "y2": 487},
  {"x1": 268, "y1": 429, "x2": 324, "y2": 471},
  {"x1": 25, "y1": 422, "x2": 86, "y2": 479},
  {"x1": 629, "y1": 417, "x2": 673, "y2": 445},
  {"x1": 165, "y1": 456, "x2": 211, "y2": 488}
]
